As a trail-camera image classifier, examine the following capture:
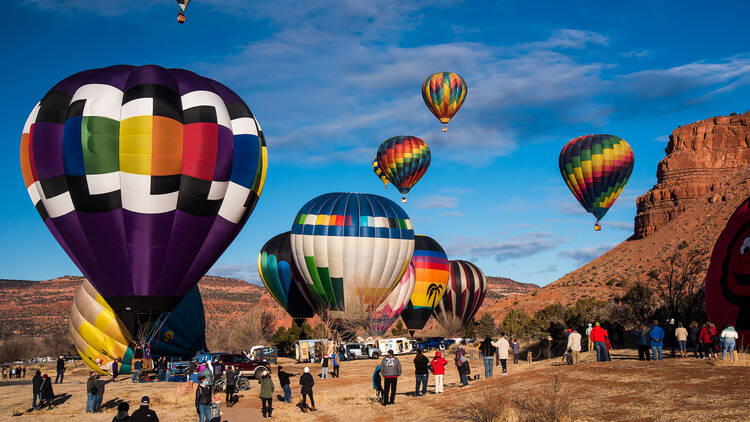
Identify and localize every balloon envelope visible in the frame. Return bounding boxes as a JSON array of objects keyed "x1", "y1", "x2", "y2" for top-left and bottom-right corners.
[
  {"x1": 149, "y1": 284, "x2": 207, "y2": 359},
  {"x1": 372, "y1": 157, "x2": 389, "y2": 189},
  {"x1": 422, "y1": 72, "x2": 467, "y2": 127},
  {"x1": 434, "y1": 260, "x2": 488, "y2": 329},
  {"x1": 376, "y1": 136, "x2": 430, "y2": 196},
  {"x1": 400, "y1": 235, "x2": 450, "y2": 333},
  {"x1": 290, "y1": 192, "x2": 415, "y2": 320},
  {"x1": 559, "y1": 134, "x2": 633, "y2": 225},
  {"x1": 369, "y1": 263, "x2": 416, "y2": 336},
  {"x1": 258, "y1": 231, "x2": 317, "y2": 320},
  {"x1": 21, "y1": 65, "x2": 267, "y2": 319}
]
